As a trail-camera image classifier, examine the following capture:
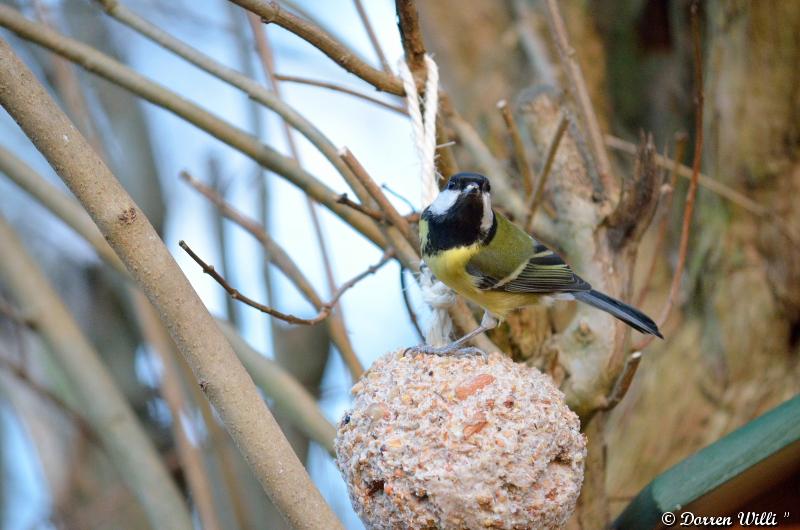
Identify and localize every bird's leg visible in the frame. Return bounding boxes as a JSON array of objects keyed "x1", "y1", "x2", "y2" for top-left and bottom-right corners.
[
  {"x1": 407, "y1": 312, "x2": 499, "y2": 356},
  {"x1": 446, "y1": 312, "x2": 499, "y2": 351}
]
